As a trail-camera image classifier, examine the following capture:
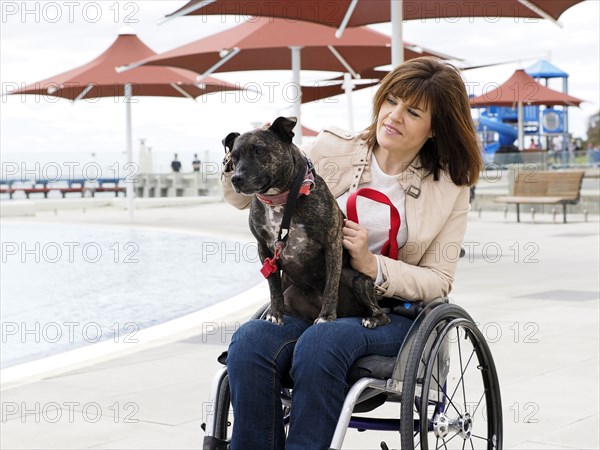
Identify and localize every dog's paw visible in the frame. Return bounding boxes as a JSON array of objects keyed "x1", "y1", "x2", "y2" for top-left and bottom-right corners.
[
  {"x1": 362, "y1": 314, "x2": 391, "y2": 329},
  {"x1": 314, "y1": 315, "x2": 336, "y2": 325},
  {"x1": 362, "y1": 317, "x2": 378, "y2": 329},
  {"x1": 266, "y1": 313, "x2": 284, "y2": 325}
]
